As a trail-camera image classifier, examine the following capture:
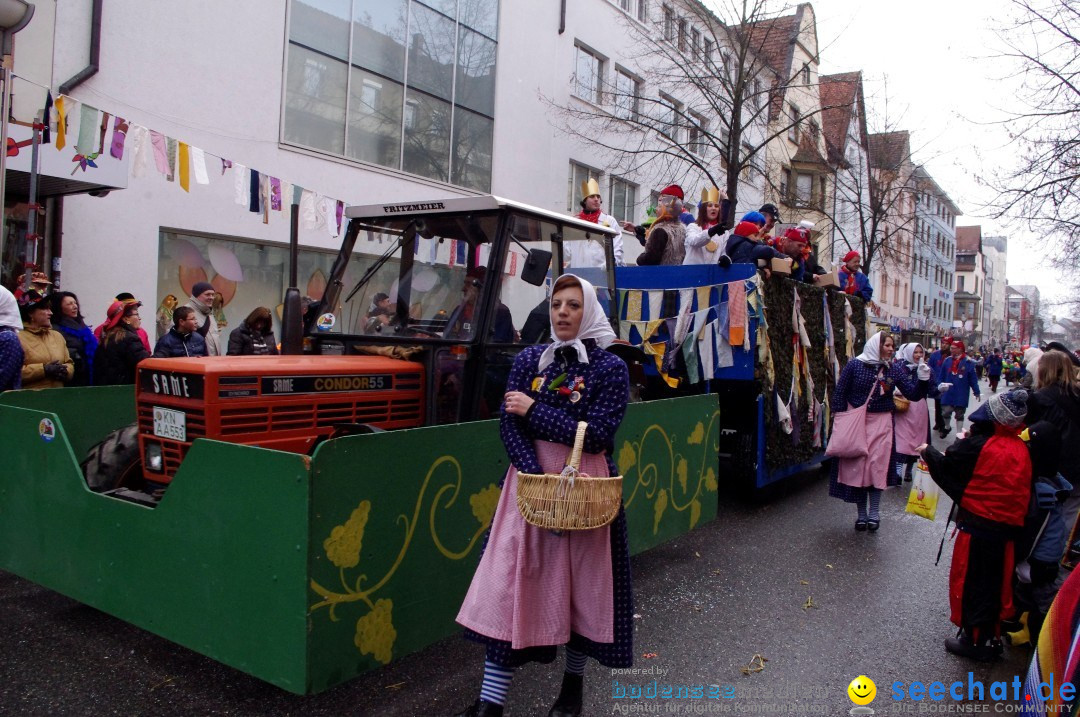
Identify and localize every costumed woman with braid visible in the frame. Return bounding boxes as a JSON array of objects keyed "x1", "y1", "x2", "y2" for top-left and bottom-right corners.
[
  {"x1": 455, "y1": 273, "x2": 631, "y2": 717},
  {"x1": 828, "y1": 330, "x2": 930, "y2": 531}
]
